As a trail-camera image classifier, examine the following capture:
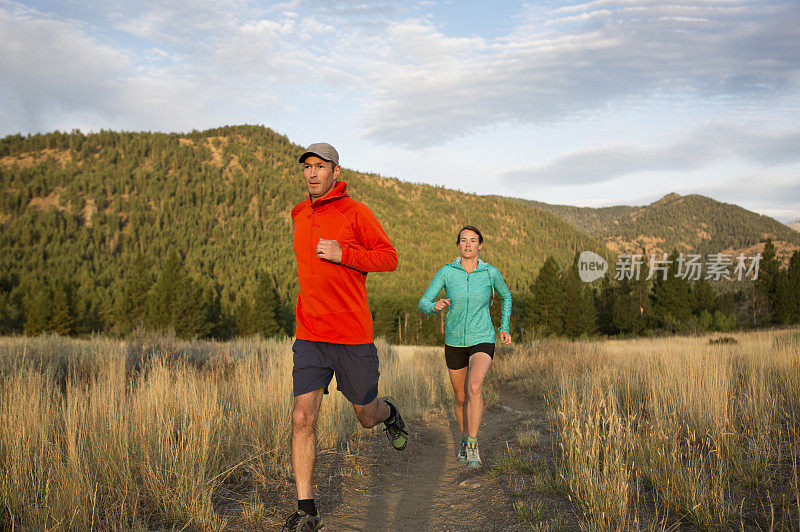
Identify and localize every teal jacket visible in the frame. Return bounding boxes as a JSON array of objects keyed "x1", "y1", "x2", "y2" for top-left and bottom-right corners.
[{"x1": 418, "y1": 258, "x2": 512, "y2": 346}]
